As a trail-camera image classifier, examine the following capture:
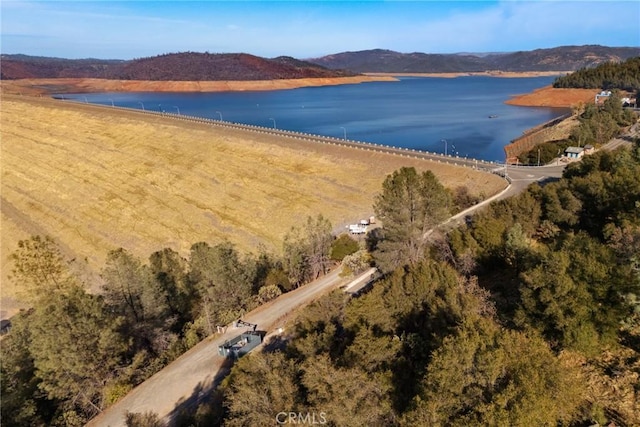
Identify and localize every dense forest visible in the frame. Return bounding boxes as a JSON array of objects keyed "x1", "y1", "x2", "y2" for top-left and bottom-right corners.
[
  {"x1": 204, "y1": 143, "x2": 640, "y2": 426},
  {"x1": 518, "y1": 89, "x2": 637, "y2": 165},
  {"x1": 552, "y1": 56, "x2": 640, "y2": 92}
]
